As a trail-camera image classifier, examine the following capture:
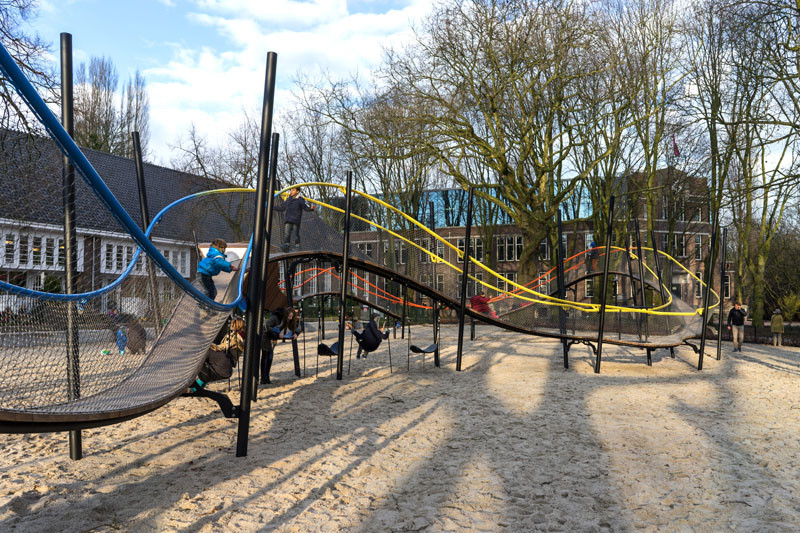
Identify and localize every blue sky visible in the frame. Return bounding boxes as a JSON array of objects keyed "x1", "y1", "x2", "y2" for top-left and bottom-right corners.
[{"x1": 25, "y1": 0, "x2": 430, "y2": 165}]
